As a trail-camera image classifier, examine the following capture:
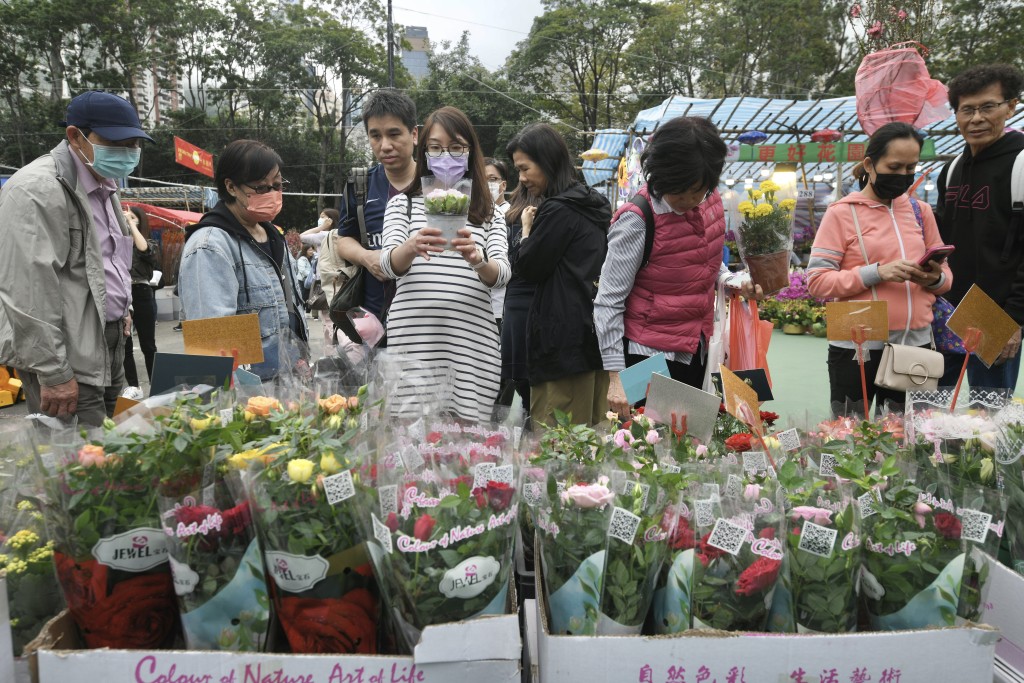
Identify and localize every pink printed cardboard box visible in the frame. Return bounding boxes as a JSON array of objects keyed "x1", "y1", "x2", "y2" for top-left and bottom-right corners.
[
  {"x1": 29, "y1": 580, "x2": 521, "y2": 683},
  {"x1": 533, "y1": 555, "x2": 999, "y2": 683},
  {"x1": 980, "y1": 554, "x2": 1024, "y2": 683}
]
